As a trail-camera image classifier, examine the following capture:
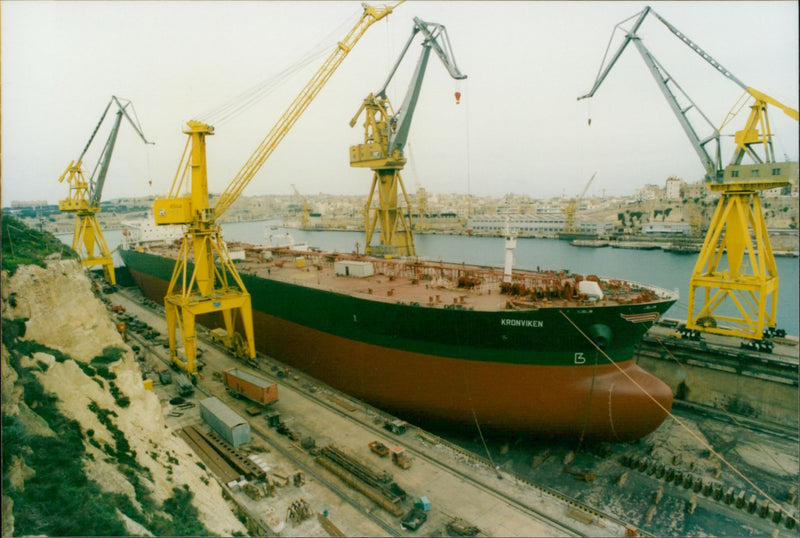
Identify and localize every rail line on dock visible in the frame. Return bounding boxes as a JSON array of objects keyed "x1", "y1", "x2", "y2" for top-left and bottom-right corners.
[{"x1": 117, "y1": 285, "x2": 633, "y2": 536}]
